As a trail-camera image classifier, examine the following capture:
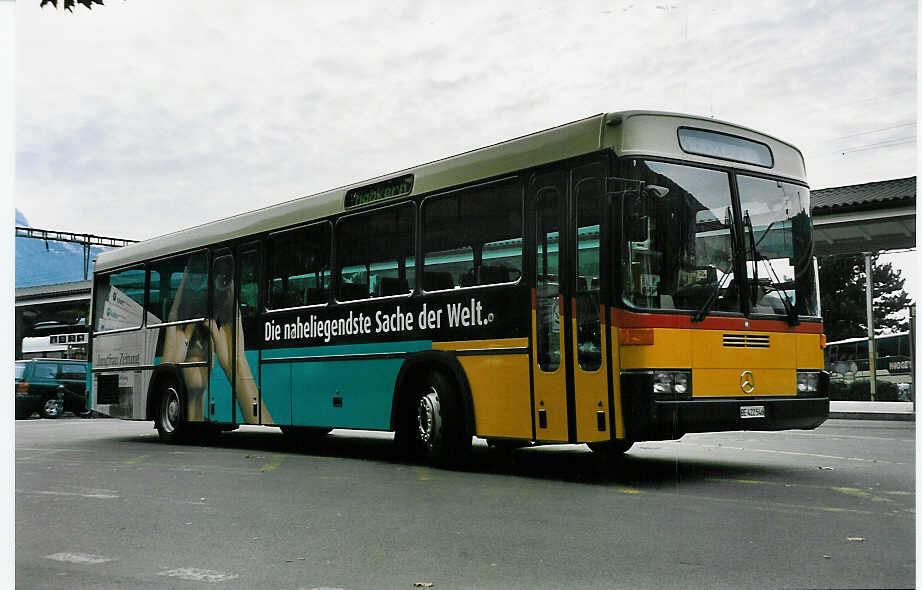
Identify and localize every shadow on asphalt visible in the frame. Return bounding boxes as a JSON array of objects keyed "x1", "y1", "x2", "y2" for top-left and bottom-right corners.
[{"x1": 119, "y1": 427, "x2": 790, "y2": 488}]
